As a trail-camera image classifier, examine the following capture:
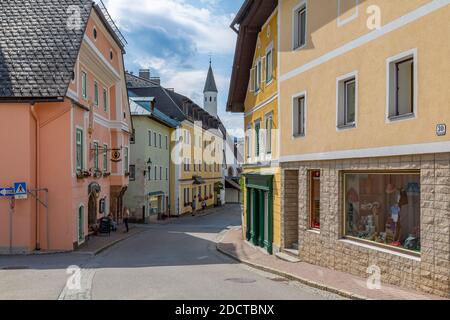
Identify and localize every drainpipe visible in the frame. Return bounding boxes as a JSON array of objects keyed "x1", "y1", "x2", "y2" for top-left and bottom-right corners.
[{"x1": 30, "y1": 103, "x2": 40, "y2": 251}]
